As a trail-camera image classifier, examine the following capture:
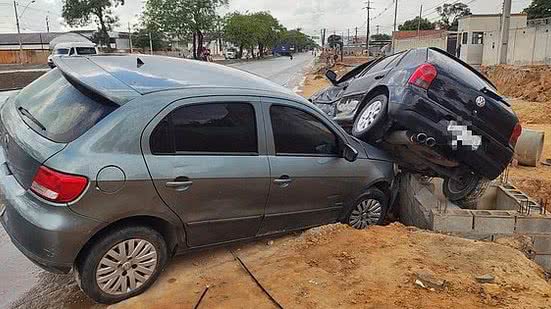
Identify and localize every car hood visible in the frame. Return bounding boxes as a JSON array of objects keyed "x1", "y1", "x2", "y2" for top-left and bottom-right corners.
[{"x1": 311, "y1": 83, "x2": 346, "y2": 104}]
